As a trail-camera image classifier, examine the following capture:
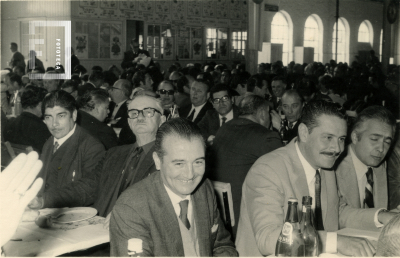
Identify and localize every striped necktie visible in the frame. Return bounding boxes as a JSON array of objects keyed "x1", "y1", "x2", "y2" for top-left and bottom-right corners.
[
  {"x1": 53, "y1": 141, "x2": 59, "y2": 154},
  {"x1": 364, "y1": 167, "x2": 374, "y2": 208}
]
